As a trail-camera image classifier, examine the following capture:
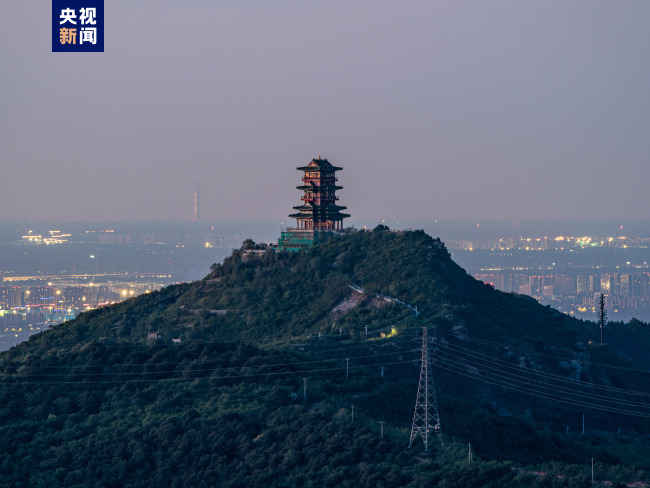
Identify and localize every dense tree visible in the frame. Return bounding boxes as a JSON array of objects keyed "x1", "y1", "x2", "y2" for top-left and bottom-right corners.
[{"x1": 0, "y1": 228, "x2": 648, "y2": 486}]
